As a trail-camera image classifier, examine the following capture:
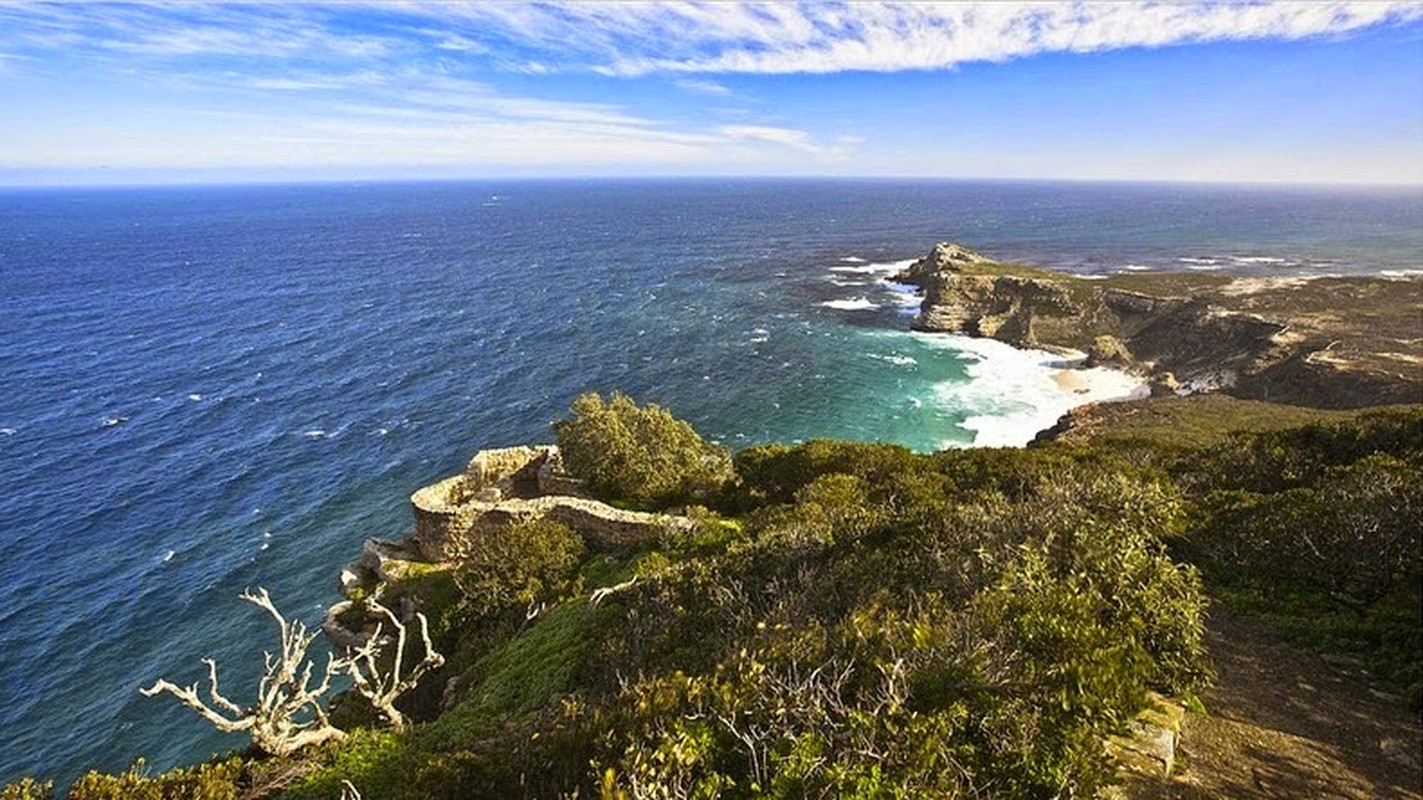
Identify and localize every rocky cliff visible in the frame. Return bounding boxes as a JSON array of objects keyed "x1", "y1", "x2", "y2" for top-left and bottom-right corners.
[{"x1": 893, "y1": 242, "x2": 1423, "y2": 409}]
